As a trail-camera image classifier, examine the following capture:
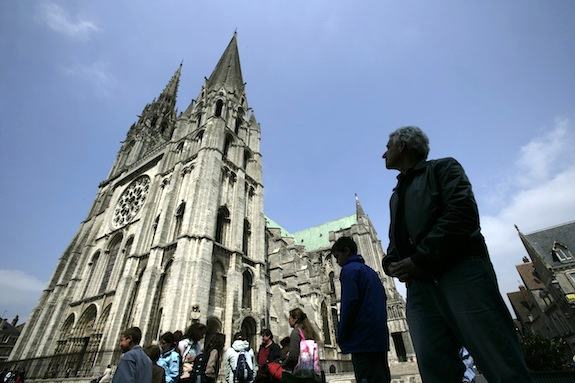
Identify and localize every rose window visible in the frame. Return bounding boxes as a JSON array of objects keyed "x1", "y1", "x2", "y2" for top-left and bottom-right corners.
[{"x1": 112, "y1": 175, "x2": 150, "y2": 228}]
